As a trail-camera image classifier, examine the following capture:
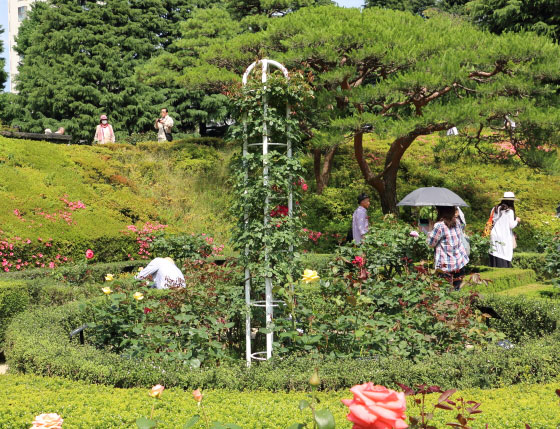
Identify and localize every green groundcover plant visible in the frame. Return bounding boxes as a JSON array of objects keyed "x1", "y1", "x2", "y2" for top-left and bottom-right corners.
[{"x1": 1, "y1": 374, "x2": 559, "y2": 428}]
